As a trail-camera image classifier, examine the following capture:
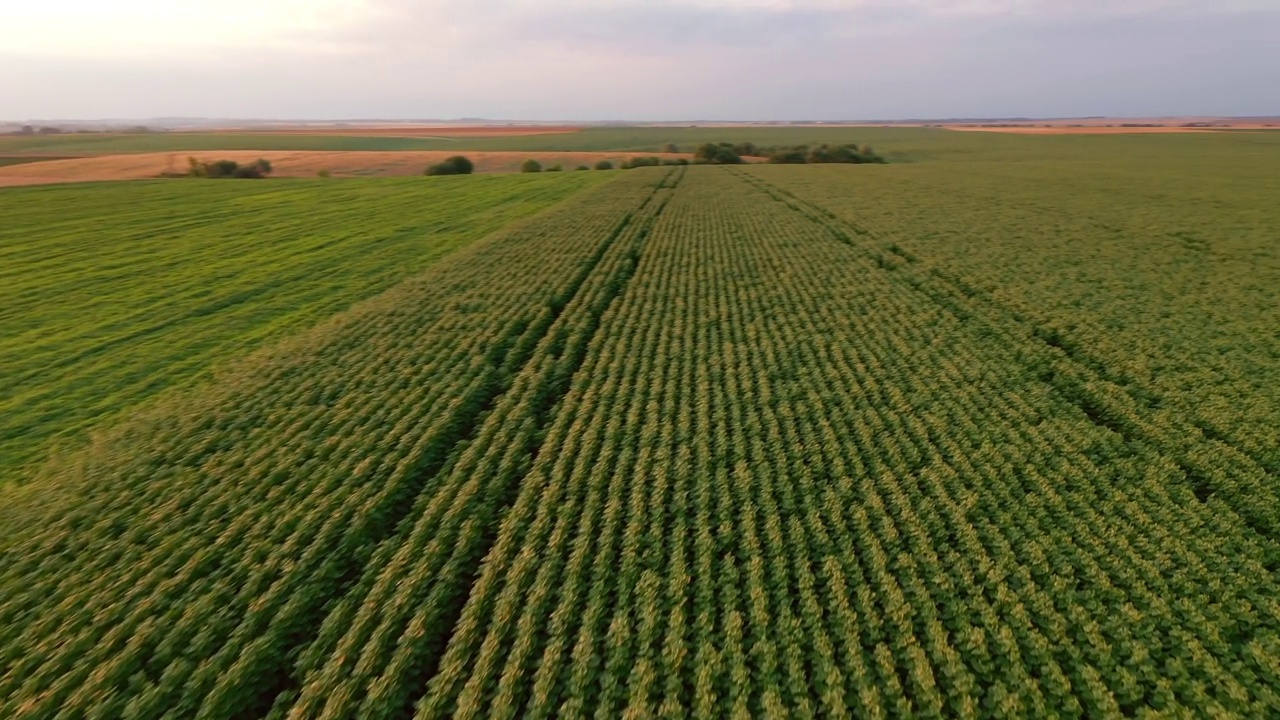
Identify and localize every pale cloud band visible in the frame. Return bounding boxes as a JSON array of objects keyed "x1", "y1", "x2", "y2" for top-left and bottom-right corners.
[{"x1": 1, "y1": 0, "x2": 1276, "y2": 119}]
